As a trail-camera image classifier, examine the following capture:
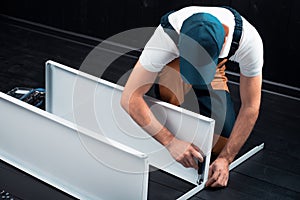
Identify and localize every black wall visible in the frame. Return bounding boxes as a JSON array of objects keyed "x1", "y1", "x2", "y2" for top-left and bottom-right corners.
[{"x1": 1, "y1": 0, "x2": 300, "y2": 88}]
